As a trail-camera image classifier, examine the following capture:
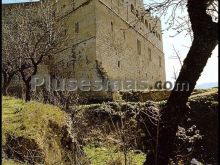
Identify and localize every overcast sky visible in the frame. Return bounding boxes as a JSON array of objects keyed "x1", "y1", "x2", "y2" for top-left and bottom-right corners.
[{"x1": 2, "y1": 0, "x2": 218, "y2": 86}]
